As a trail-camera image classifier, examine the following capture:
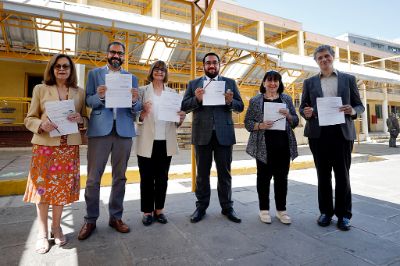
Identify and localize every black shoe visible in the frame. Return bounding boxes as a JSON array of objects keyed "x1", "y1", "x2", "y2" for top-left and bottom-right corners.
[
  {"x1": 142, "y1": 214, "x2": 153, "y2": 226},
  {"x1": 154, "y1": 213, "x2": 168, "y2": 224},
  {"x1": 190, "y1": 208, "x2": 206, "y2": 223},
  {"x1": 317, "y1": 214, "x2": 332, "y2": 227},
  {"x1": 221, "y1": 209, "x2": 242, "y2": 223},
  {"x1": 337, "y1": 217, "x2": 351, "y2": 231}
]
